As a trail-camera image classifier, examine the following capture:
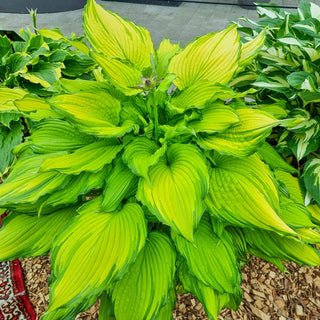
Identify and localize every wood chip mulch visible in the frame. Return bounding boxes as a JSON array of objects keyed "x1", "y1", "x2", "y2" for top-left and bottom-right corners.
[{"x1": 19, "y1": 255, "x2": 320, "y2": 320}]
